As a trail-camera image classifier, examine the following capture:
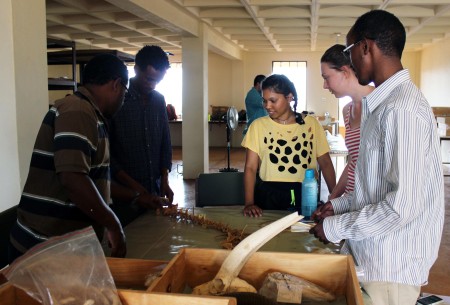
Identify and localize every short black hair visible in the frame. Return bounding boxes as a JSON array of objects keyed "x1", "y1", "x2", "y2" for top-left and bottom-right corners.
[
  {"x1": 253, "y1": 74, "x2": 266, "y2": 86},
  {"x1": 135, "y1": 45, "x2": 170, "y2": 72},
  {"x1": 321, "y1": 44, "x2": 351, "y2": 70},
  {"x1": 82, "y1": 54, "x2": 128, "y2": 86},
  {"x1": 350, "y1": 9, "x2": 406, "y2": 58}
]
